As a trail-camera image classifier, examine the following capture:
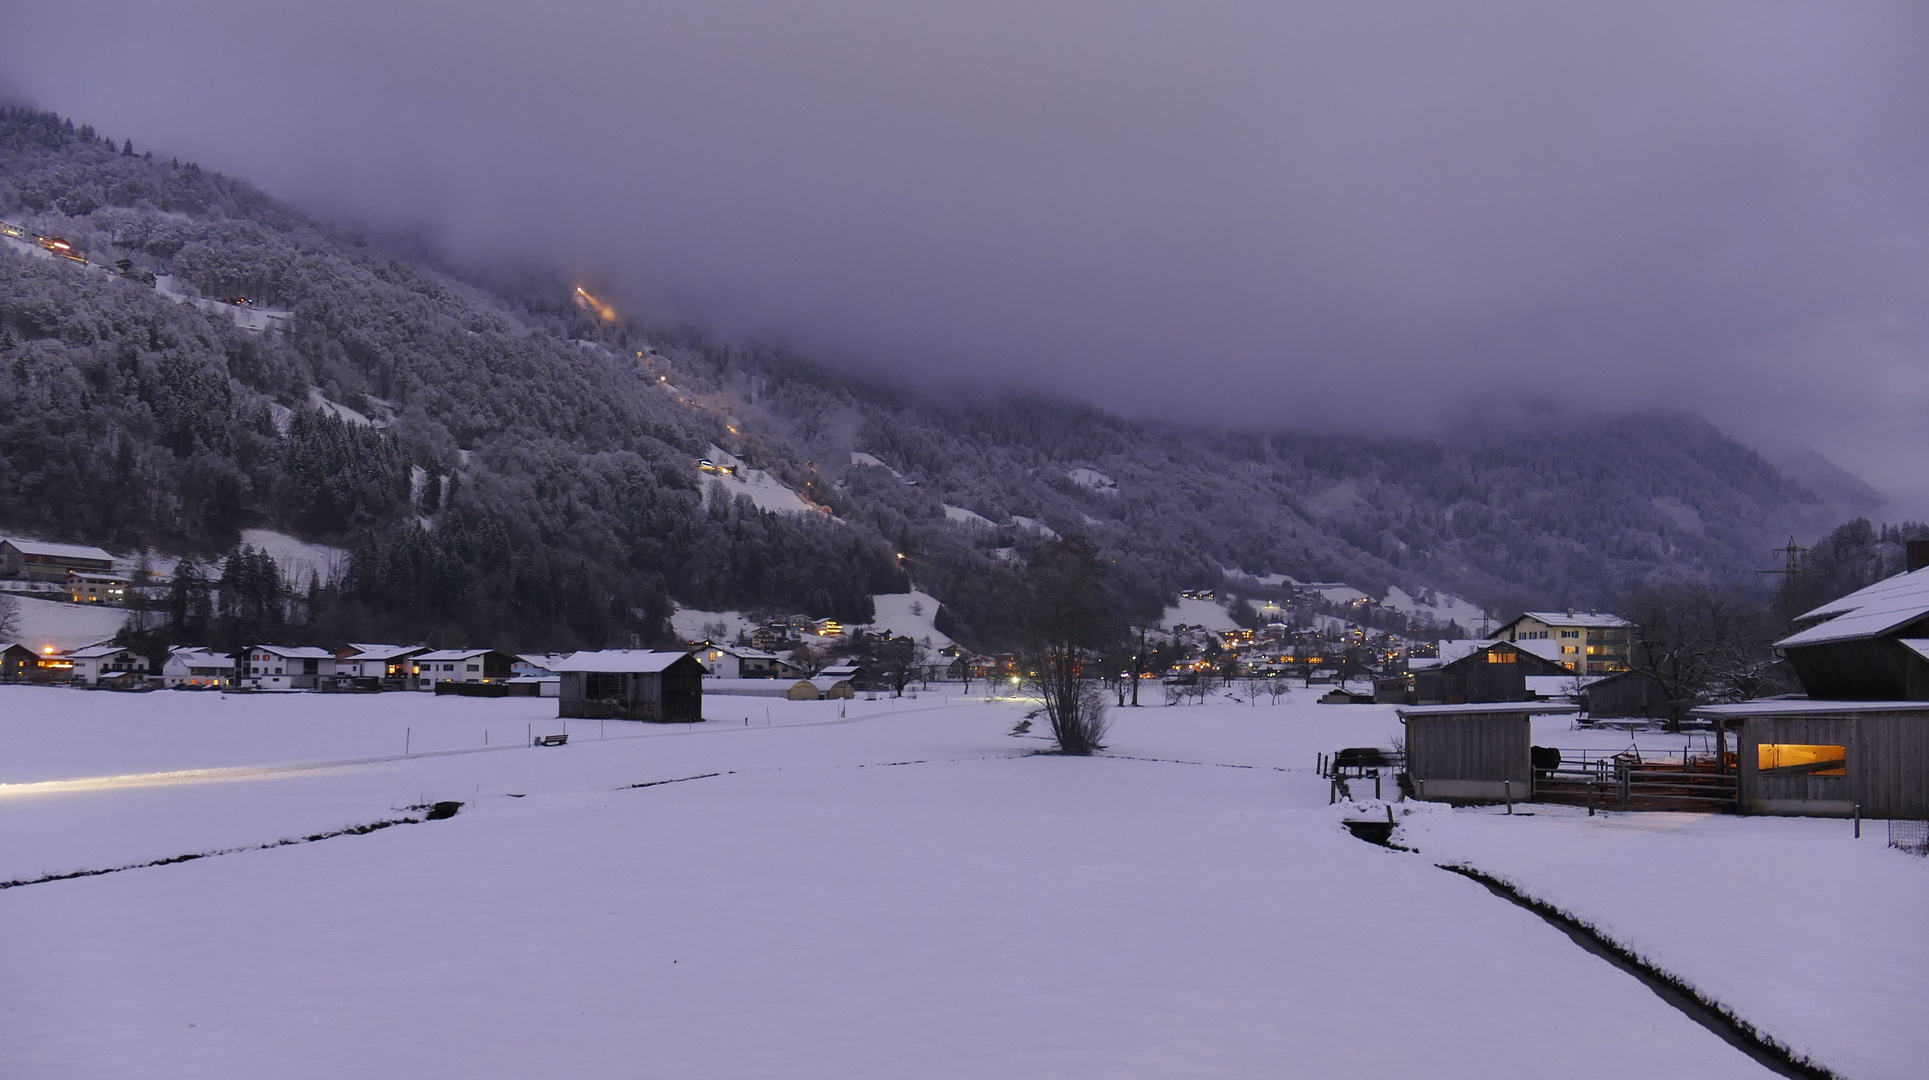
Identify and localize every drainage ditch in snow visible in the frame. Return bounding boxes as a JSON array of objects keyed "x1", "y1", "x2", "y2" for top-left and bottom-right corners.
[{"x1": 1, "y1": 801, "x2": 464, "y2": 891}]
